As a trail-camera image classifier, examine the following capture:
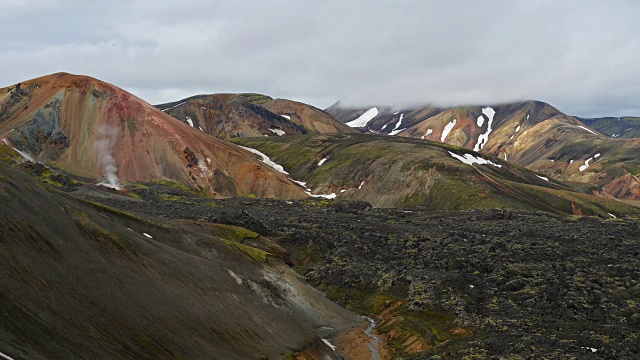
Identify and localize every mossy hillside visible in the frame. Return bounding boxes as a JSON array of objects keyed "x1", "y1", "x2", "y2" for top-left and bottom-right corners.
[
  {"x1": 72, "y1": 211, "x2": 139, "y2": 258},
  {"x1": 174, "y1": 220, "x2": 270, "y2": 263},
  {"x1": 0, "y1": 143, "x2": 20, "y2": 163},
  {"x1": 205, "y1": 223, "x2": 260, "y2": 243},
  {"x1": 198, "y1": 222, "x2": 269, "y2": 263},
  {"x1": 232, "y1": 134, "x2": 640, "y2": 215},
  {"x1": 78, "y1": 198, "x2": 168, "y2": 229},
  {"x1": 235, "y1": 93, "x2": 273, "y2": 105}
]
